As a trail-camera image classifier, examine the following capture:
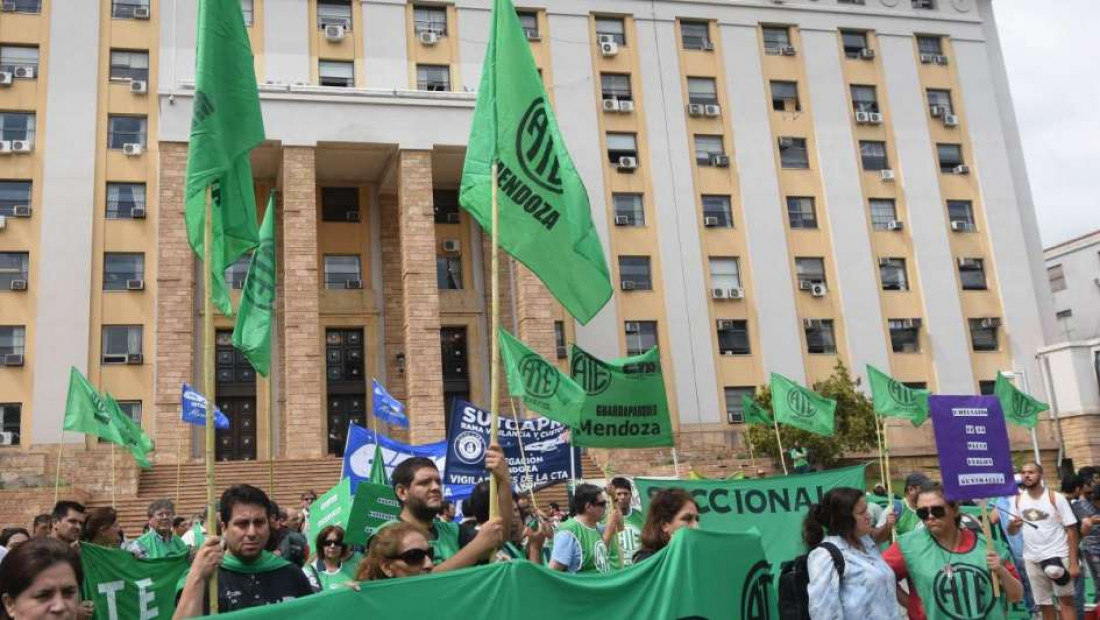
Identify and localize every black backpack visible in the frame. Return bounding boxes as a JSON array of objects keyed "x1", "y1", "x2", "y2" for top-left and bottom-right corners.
[{"x1": 777, "y1": 542, "x2": 844, "y2": 620}]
